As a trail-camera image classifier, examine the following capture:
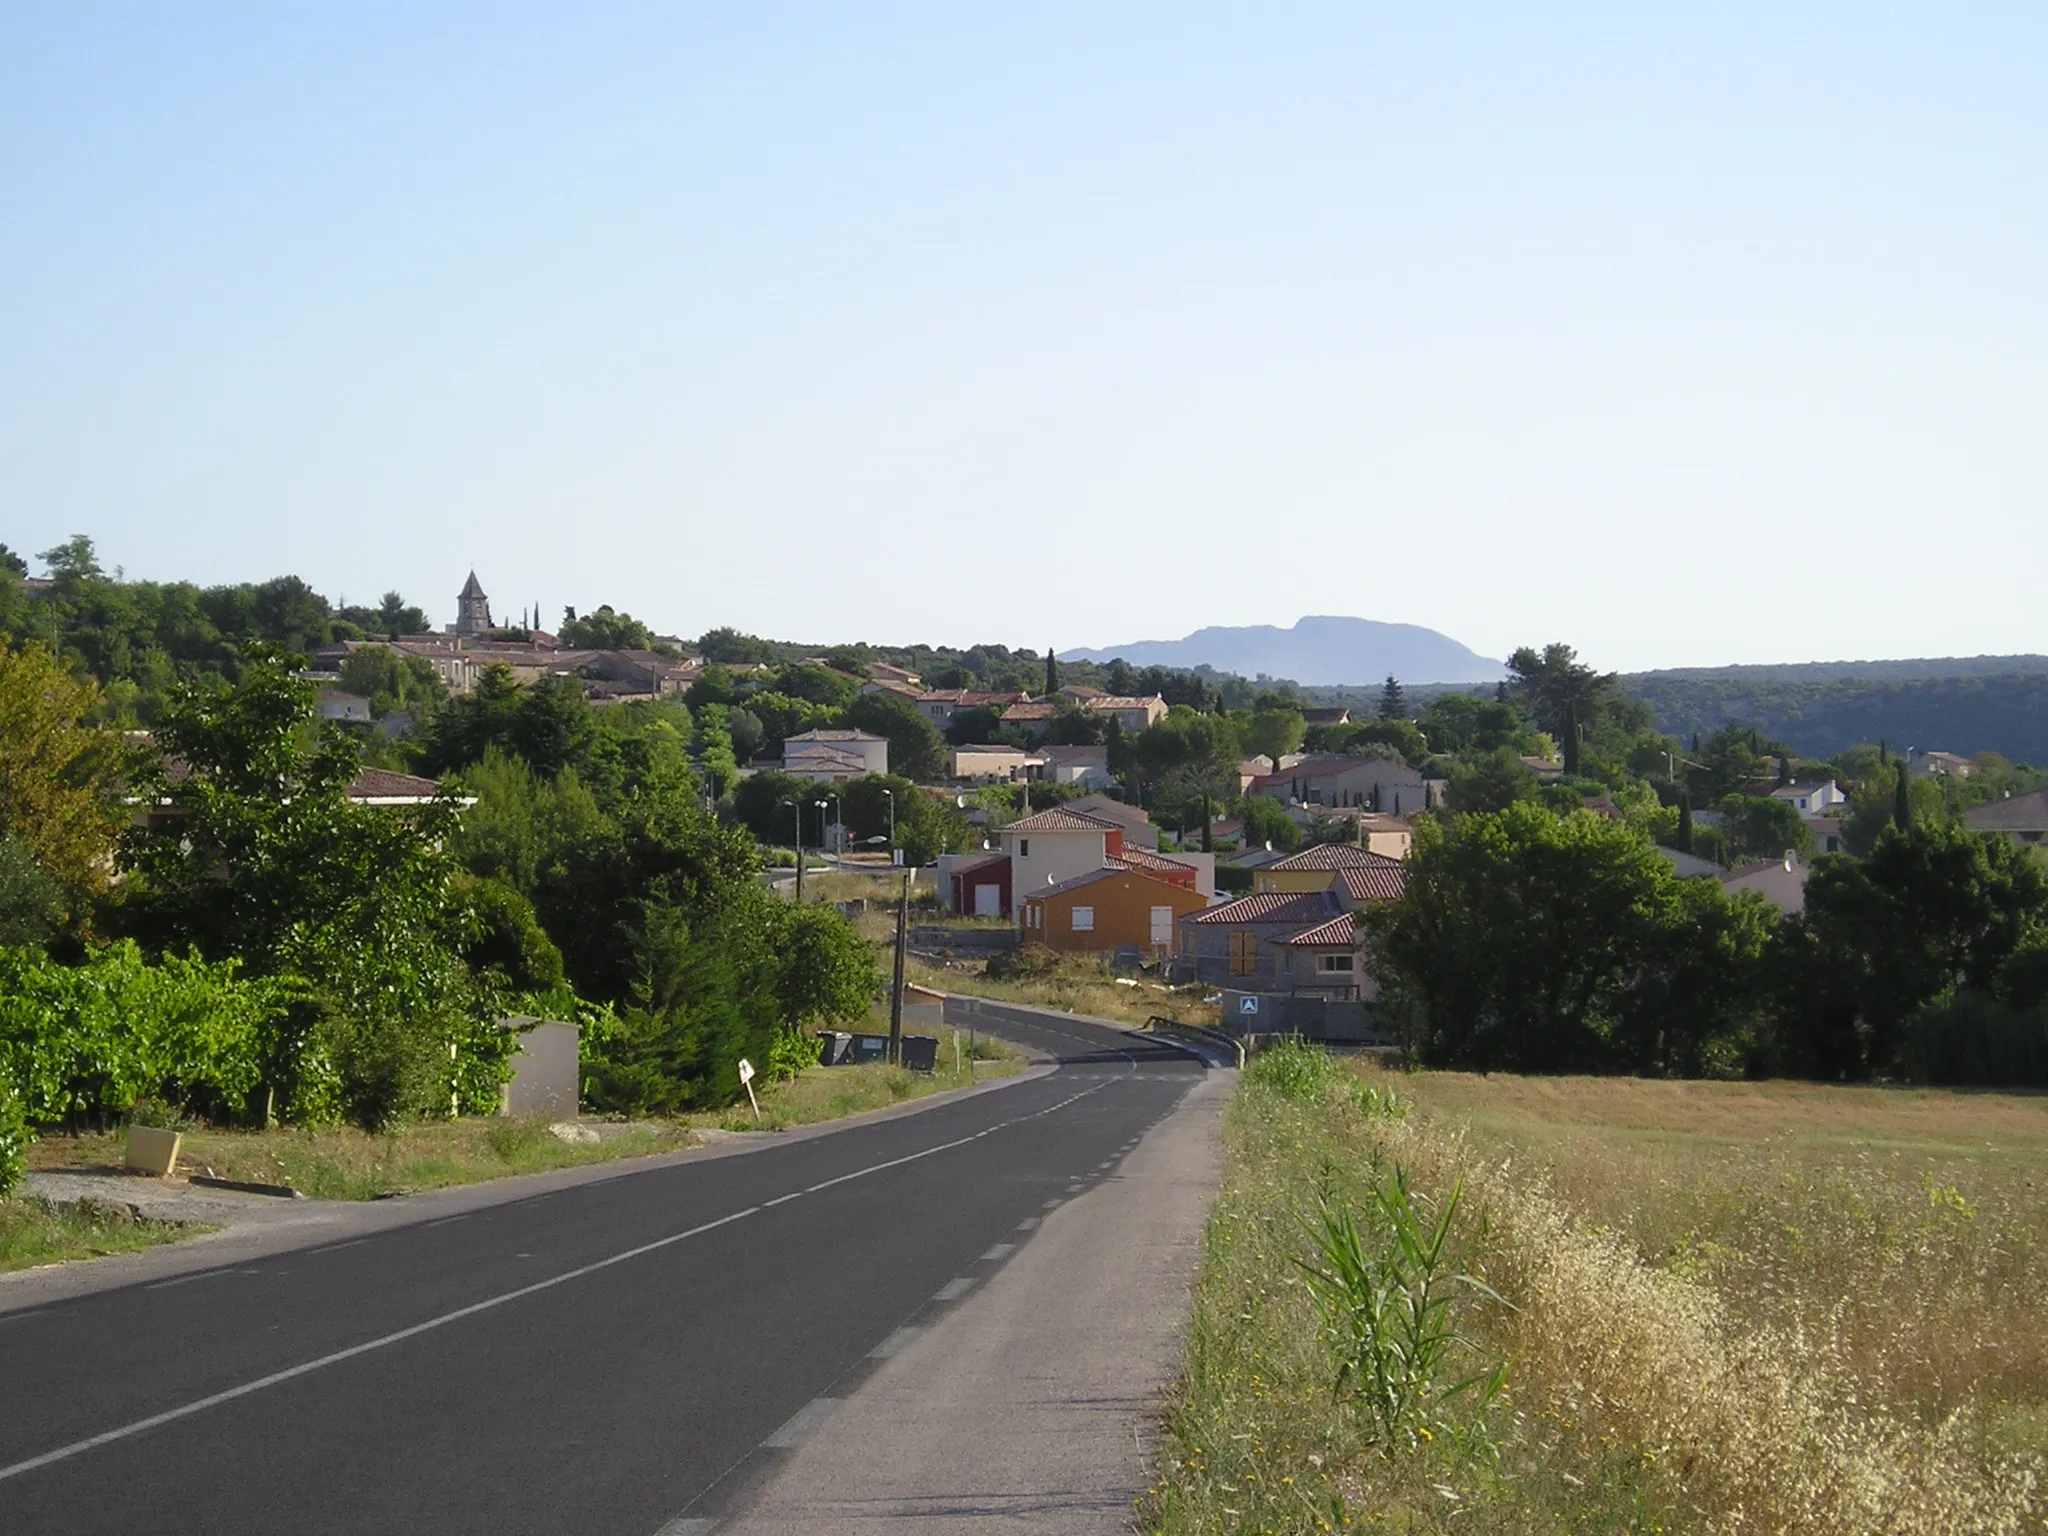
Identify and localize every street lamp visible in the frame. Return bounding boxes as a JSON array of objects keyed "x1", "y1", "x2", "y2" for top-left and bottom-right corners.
[
  {"x1": 814, "y1": 800, "x2": 828, "y2": 864},
  {"x1": 831, "y1": 791, "x2": 843, "y2": 859},
  {"x1": 881, "y1": 787, "x2": 896, "y2": 866}
]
